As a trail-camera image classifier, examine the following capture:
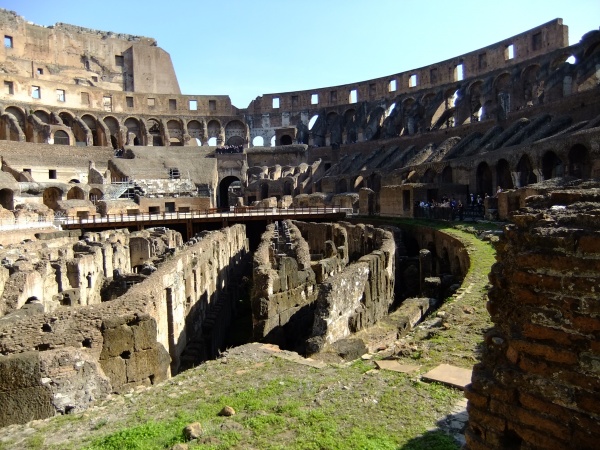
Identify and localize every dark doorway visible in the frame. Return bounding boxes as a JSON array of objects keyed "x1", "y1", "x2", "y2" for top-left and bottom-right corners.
[{"x1": 219, "y1": 176, "x2": 241, "y2": 209}]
